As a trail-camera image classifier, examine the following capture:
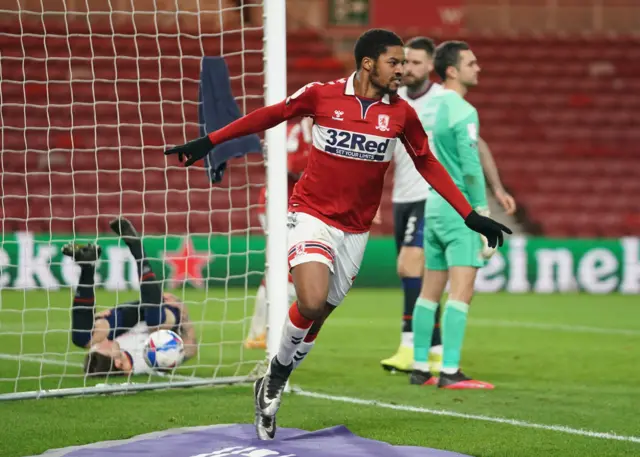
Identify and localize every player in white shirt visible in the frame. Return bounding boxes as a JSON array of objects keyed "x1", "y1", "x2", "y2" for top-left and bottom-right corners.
[
  {"x1": 380, "y1": 37, "x2": 517, "y2": 375},
  {"x1": 65, "y1": 218, "x2": 197, "y2": 376}
]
